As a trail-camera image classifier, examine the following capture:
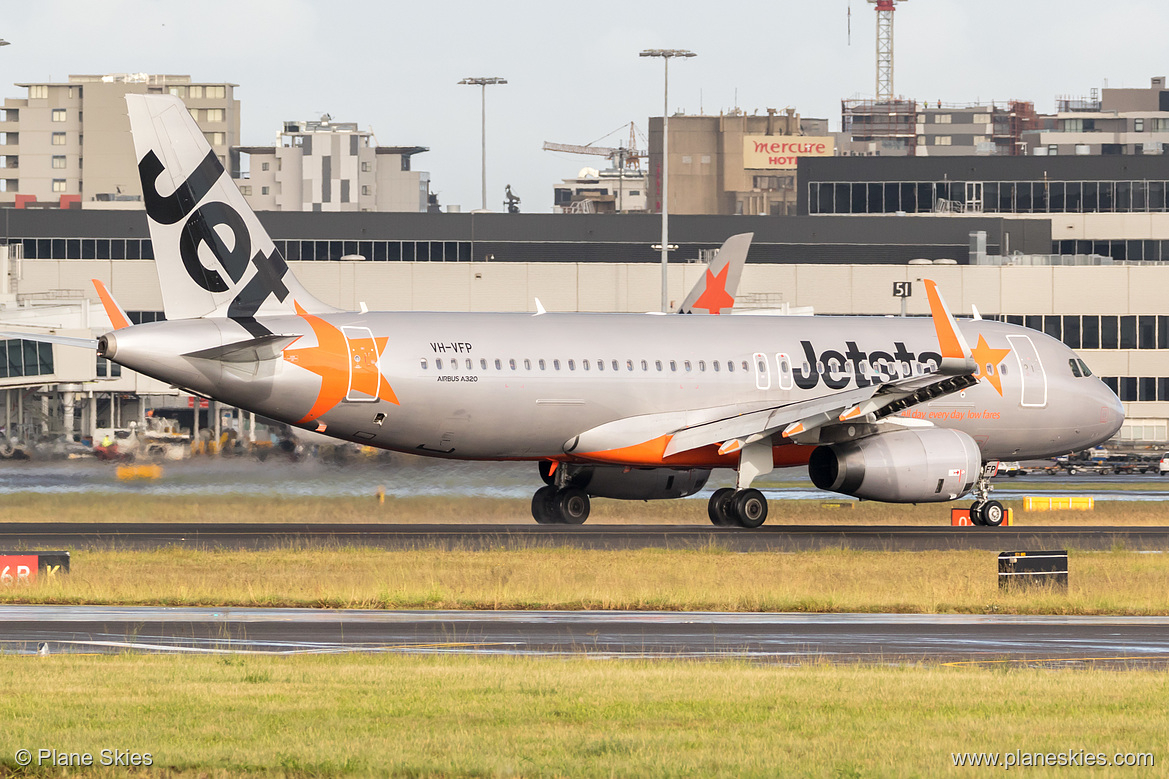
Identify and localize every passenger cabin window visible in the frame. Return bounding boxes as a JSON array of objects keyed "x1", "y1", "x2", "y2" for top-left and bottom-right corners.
[
  {"x1": 465, "y1": 359, "x2": 472, "y2": 370},
  {"x1": 626, "y1": 360, "x2": 634, "y2": 371},
  {"x1": 655, "y1": 360, "x2": 663, "y2": 371},
  {"x1": 612, "y1": 360, "x2": 619, "y2": 371},
  {"x1": 741, "y1": 361, "x2": 749, "y2": 371},
  {"x1": 597, "y1": 359, "x2": 604, "y2": 371},
  {"x1": 568, "y1": 359, "x2": 575, "y2": 370},
  {"x1": 698, "y1": 360, "x2": 706, "y2": 371},
  {"x1": 684, "y1": 361, "x2": 692, "y2": 372},
  {"x1": 539, "y1": 359, "x2": 546, "y2": 370},
  {"x1": 727, "y1": 360, "x2": 735, "y2": 373},
  {"x1": 509, "y1": 358, "x2": 516, "y2": 370},
  {"x1": 495, "y1": 359, "x2": 502, "y2": 370},
  {"x1": 641, "y1": 360, "x2": 648, "y2": 371},
  {"x1": 524, "y1": 359, "x2": 531, "y2": 370},
  {"x1": 421, "y1": 358, "x2": 428, "y2": 370},
  {"x1": 584, "y1": 359, "x2": 591, "y2": 371},
  {"x1": 436, "y1": 359, "x2": 443, "y2": 369},
  {"x1": 670, "y1": 361, "x2": 677, "y2": 371},
  {"x1": 713, "y1": 361, "x2": 720, "y2": 372},
  {"x1": 480, "y1": 359, "x2": 488, "y2": 370},
  {"x1": 553, "y1": 359, "x2": 561, "y2": 371}
]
